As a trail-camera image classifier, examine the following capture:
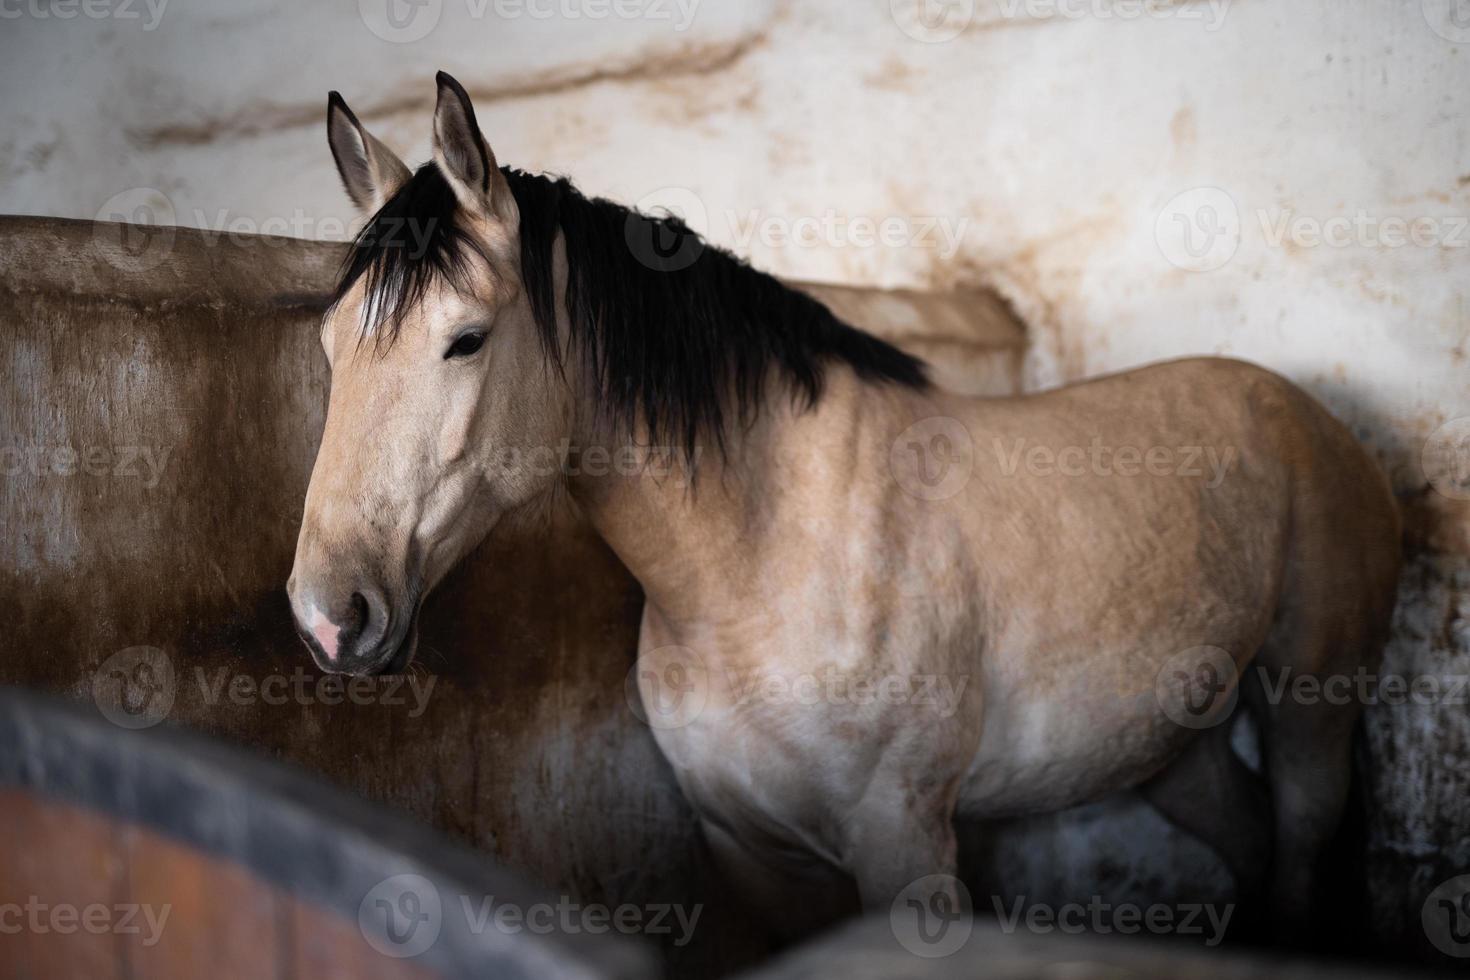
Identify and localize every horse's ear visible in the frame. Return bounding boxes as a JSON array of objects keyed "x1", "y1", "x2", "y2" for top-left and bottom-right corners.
[
  {"x1": 432, "y1": 71, "x2": 513, "y2": 222},
  {"x1": 327, "y1": 91, "x2": 410, "y2": 214}
]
